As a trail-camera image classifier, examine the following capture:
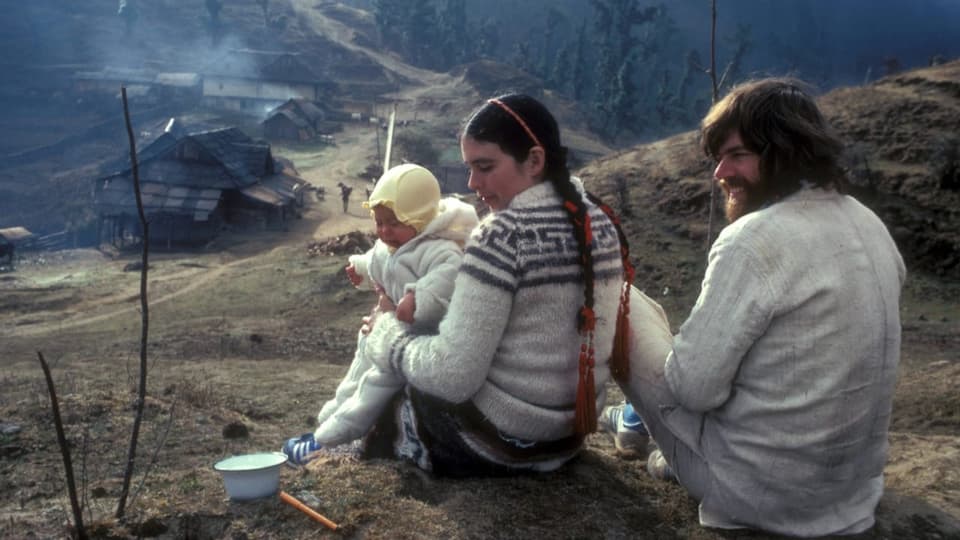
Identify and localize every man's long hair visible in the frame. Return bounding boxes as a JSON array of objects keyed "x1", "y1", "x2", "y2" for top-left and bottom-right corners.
[{"x1": 701, "y1": 77, "x2": 847, "y2": 198}]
